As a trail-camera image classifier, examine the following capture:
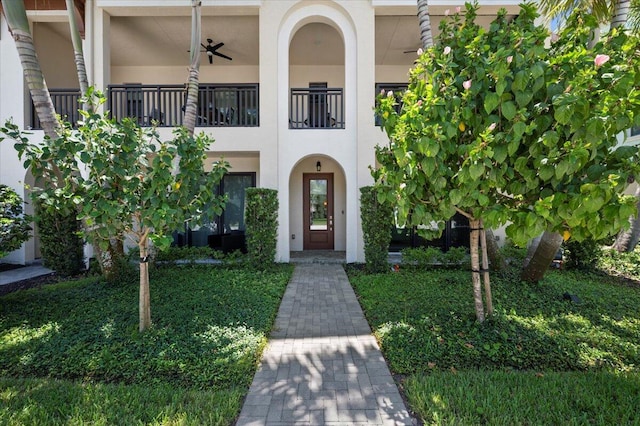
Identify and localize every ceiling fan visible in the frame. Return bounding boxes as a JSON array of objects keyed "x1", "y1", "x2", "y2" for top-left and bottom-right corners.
[{"x1": 201, "y1": 38, "x2": 232, "y2": 64}]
